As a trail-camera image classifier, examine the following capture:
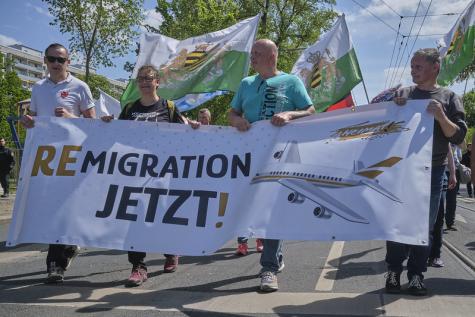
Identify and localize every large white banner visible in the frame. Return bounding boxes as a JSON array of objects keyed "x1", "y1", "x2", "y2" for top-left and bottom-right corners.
[{"x1": 7, "y1": 100, "x2": 434, "y2": 255}]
